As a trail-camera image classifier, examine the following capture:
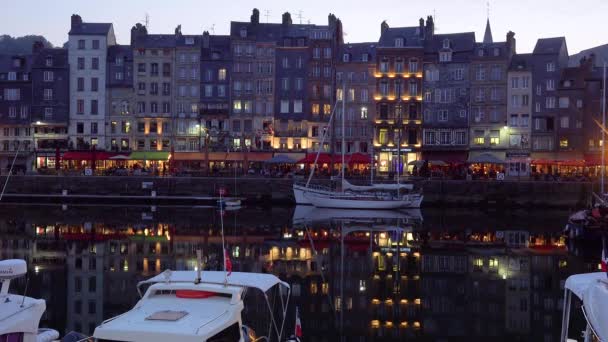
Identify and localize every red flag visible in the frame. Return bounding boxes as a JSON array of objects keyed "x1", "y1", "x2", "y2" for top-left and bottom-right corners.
[
  {"x1": 294, "y1": 306, "x2": 302, "y2": 338},
  {"x1": 224, "y1": 249, "x2": 232, "y2": 276},
  {"x1": 602, "y1": 238, "x2": 608, "y2": 273}
]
